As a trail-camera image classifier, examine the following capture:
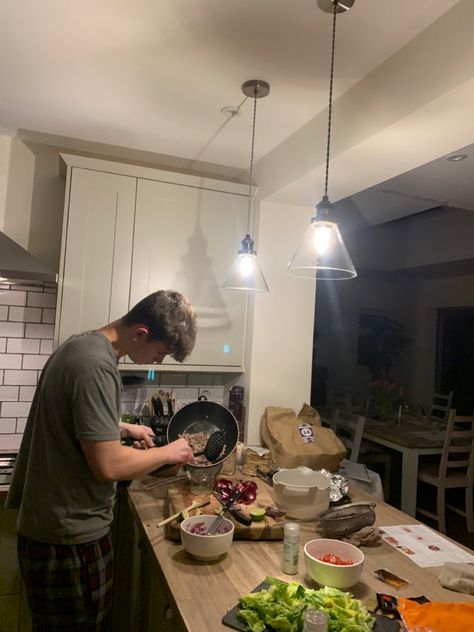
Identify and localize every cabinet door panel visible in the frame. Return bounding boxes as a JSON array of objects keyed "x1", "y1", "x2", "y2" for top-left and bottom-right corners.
[
  {"x1": 130, "y1": 179, "x2": 247, "y2": 368},
  {"x1": 57, "y1": 168, "x2": 136, "y2": 344}
]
